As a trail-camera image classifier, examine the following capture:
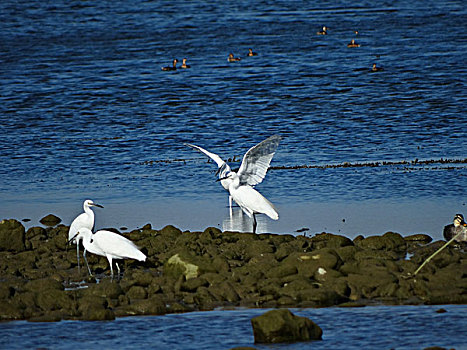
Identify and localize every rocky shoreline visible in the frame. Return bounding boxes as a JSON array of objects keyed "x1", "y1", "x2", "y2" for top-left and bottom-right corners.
[{"x1": 0, "y1": 217, "x2": 466, "y2": 322}]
